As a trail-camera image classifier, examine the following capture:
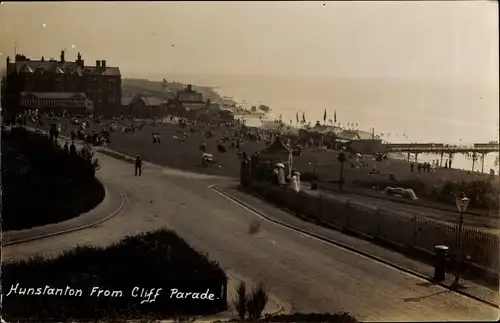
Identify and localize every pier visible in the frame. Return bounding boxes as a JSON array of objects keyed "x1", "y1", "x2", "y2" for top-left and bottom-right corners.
[{"x1": 383, "y1": 143, "x2": 499, "y2": 173}]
